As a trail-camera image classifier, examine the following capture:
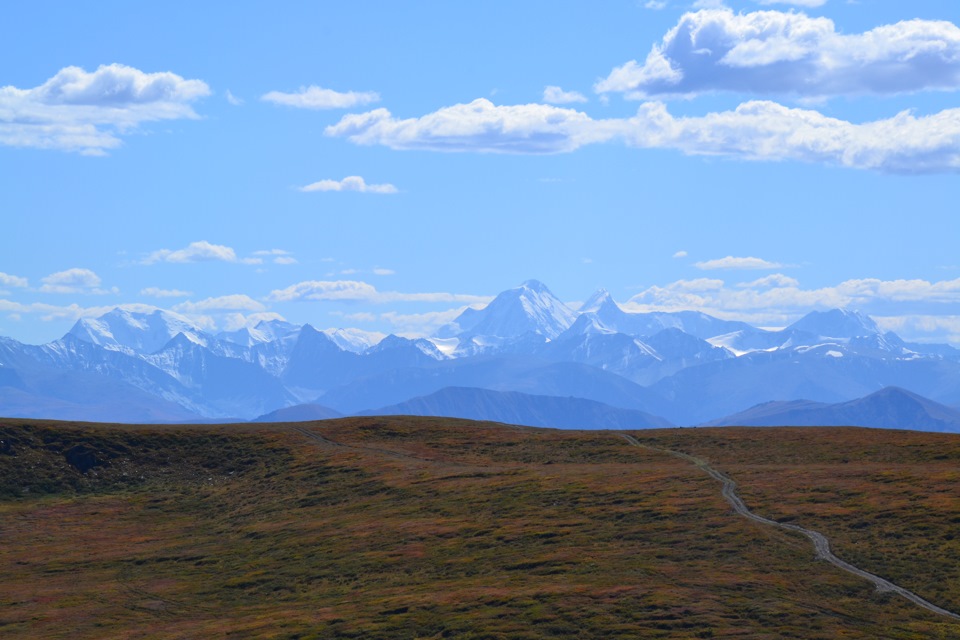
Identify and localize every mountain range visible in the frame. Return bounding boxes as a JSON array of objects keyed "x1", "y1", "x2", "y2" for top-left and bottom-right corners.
[{"x1": 2, "y1": 279, "x2": 959, "y2": 431}]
